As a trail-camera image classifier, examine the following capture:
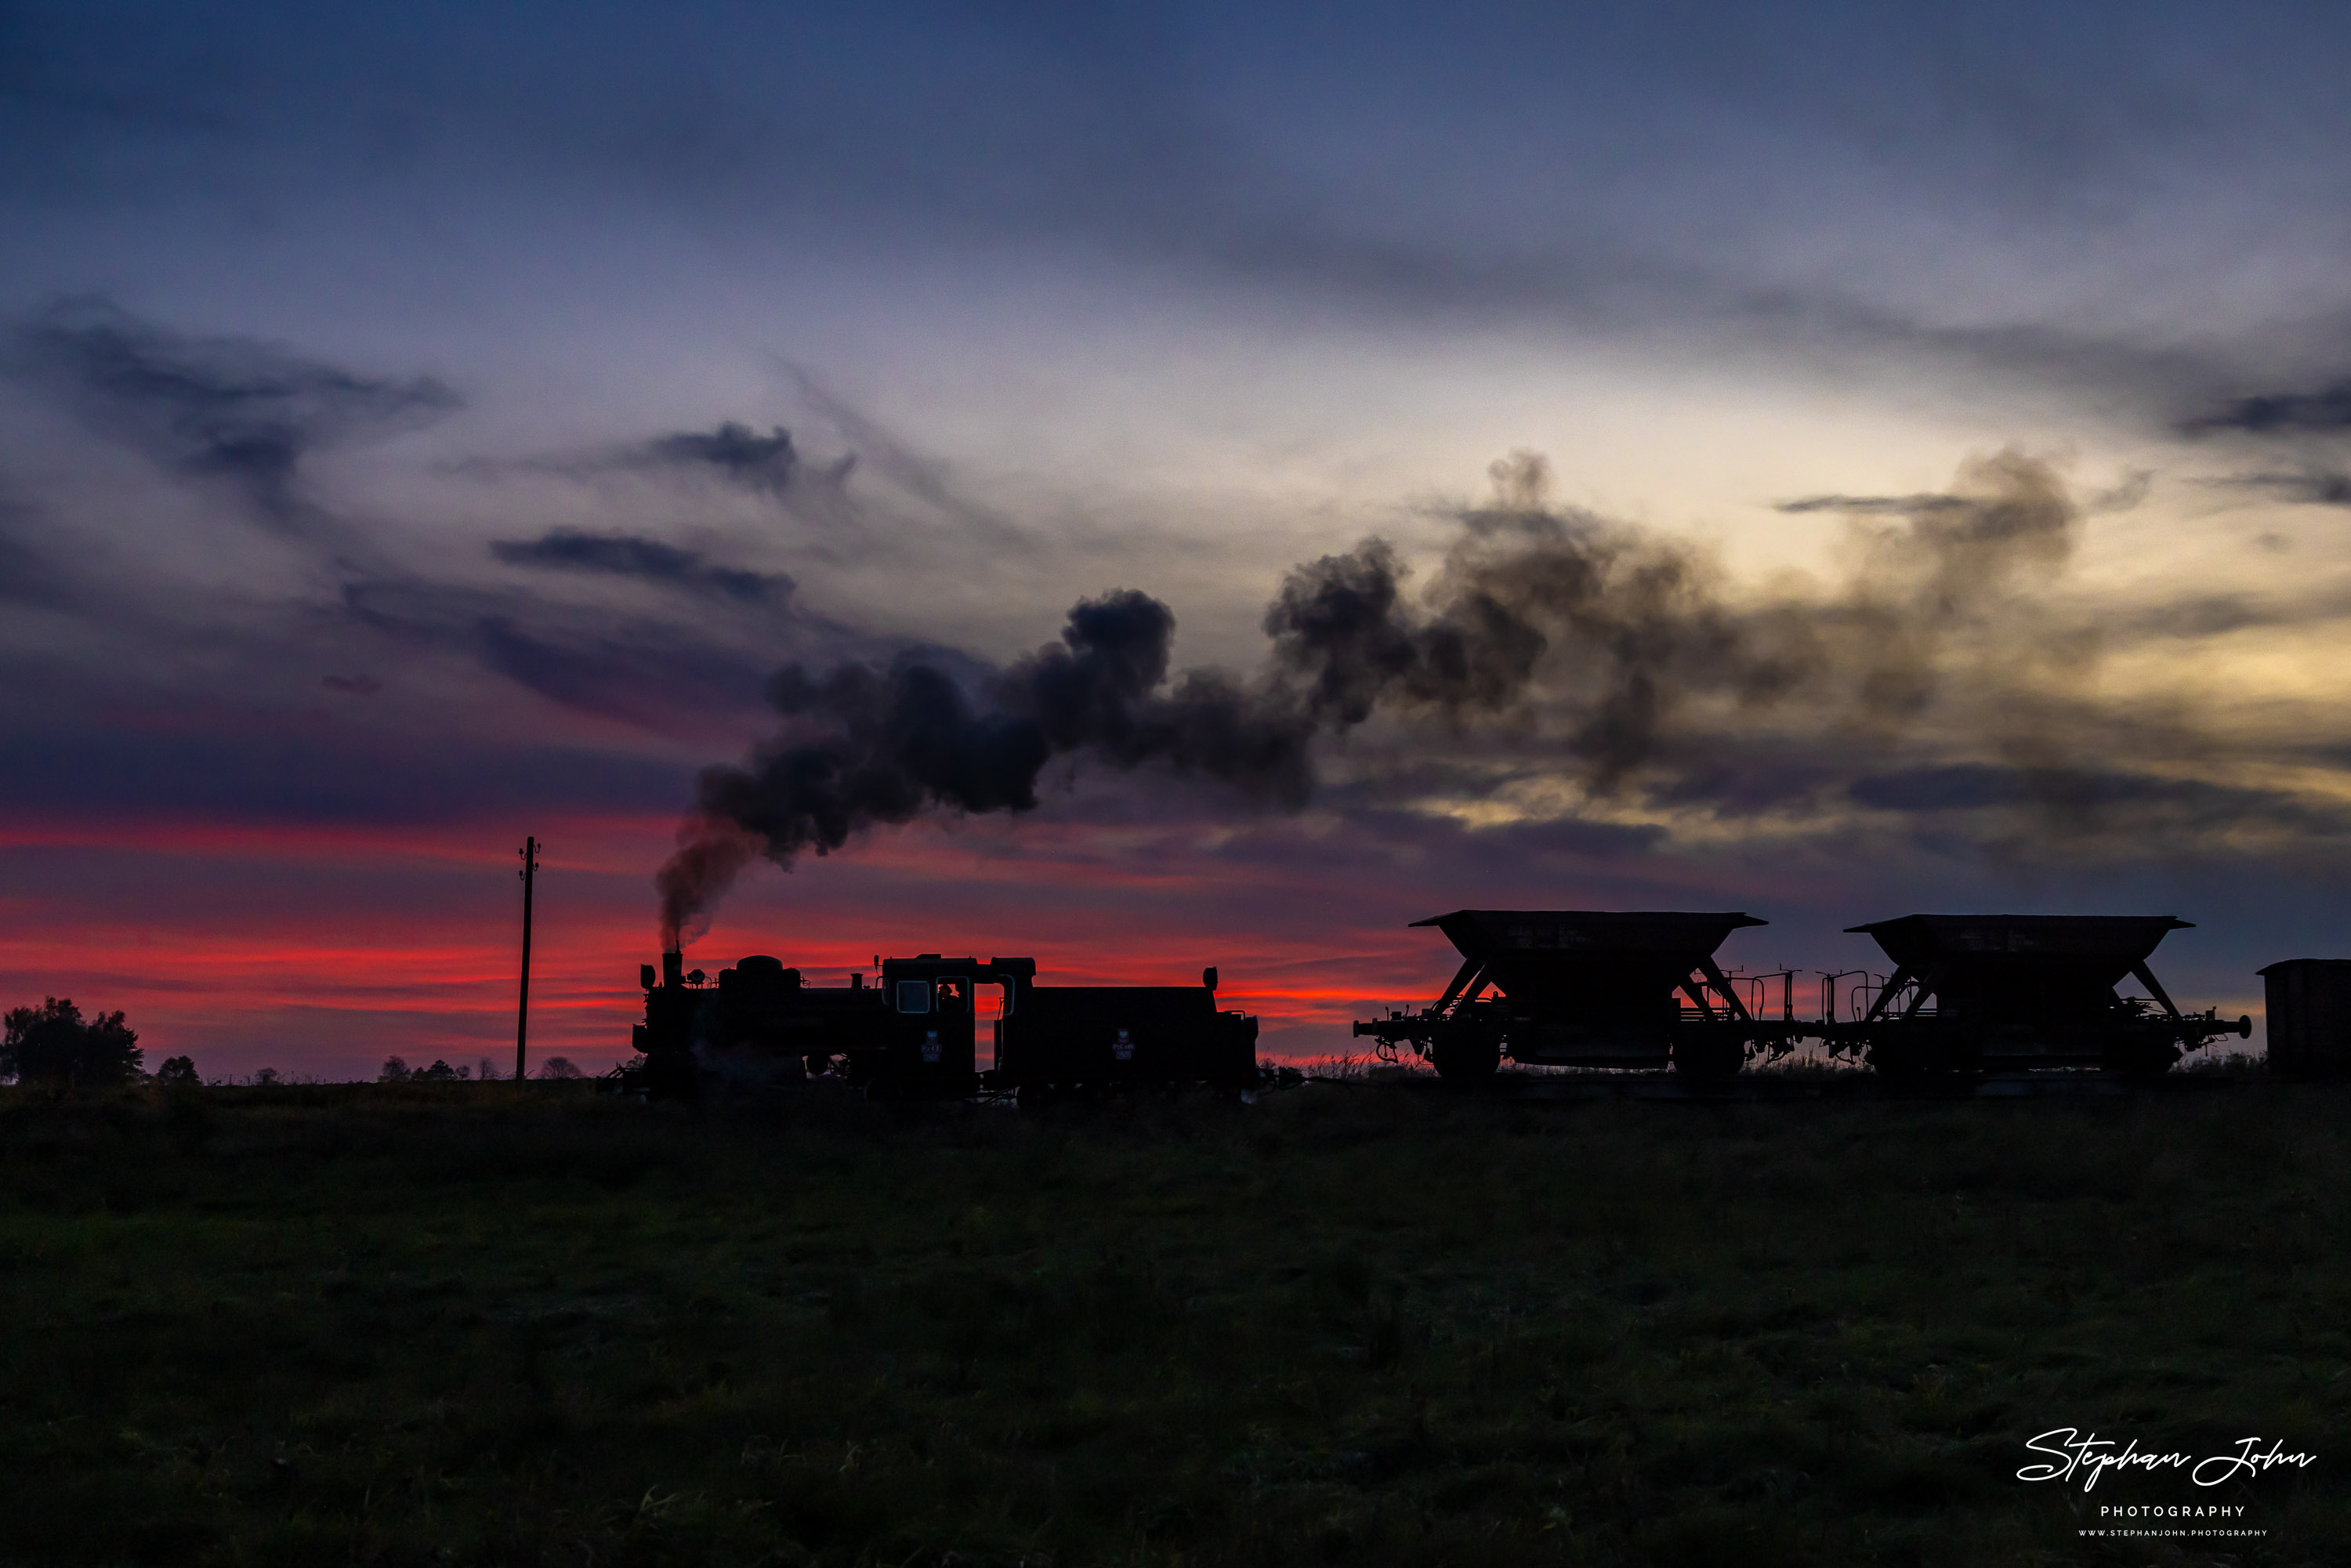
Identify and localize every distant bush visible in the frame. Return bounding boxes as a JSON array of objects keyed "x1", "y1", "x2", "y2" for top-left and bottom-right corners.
[
  {"x1": 415, "y1": 1059, "x2": 465, "y2": 1082},
  {"x1": 154, "y1": 1056, "x2": 200, "y2": 1088},
  {"x1": 379, "y1": 1056, "x2": 411, "y2": 1083},
  {"x1": 534, "y1": 1056, "x2": 585, "y2": 1081},
  {"x1": 2, "y1": 998, "x2": 143, "y2": 1087}
]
